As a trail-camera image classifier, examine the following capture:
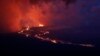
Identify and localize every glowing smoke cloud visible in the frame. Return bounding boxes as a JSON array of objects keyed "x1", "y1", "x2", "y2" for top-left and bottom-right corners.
[
  {"x1": 26, "y1": 0, "x2": 81, "y2": 29},
  {"x1": 0, "y1": 0, "x2": 22, "y2": 33},
  {"x1": 0, "y1": 0, "x2": 81, "y2": 33},
  {"x1": 1, "y1": 0, "x2": 99, "y2": 33}
]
